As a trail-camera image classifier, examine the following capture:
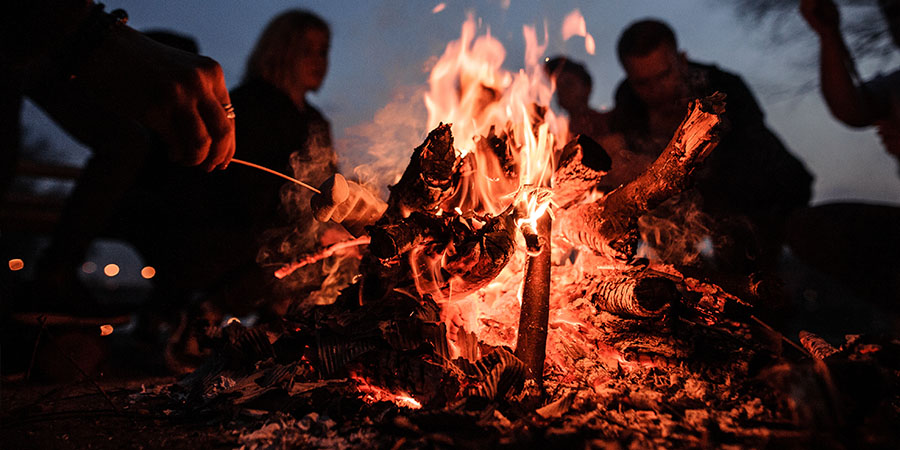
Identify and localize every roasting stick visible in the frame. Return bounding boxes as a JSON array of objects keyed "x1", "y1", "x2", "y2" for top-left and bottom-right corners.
[{"x1": 230, "y1": 158, "x2": 321, "y2": 194}]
